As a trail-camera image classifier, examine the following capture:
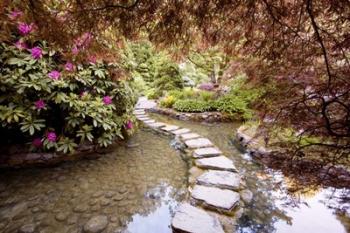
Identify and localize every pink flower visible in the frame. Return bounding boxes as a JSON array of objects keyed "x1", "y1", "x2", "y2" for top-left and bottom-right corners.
[
  {"x1": 31, "y1": 47, "x2": 42, "y2": 59},
  {"x1": 103, "y1": 96, "x2": 112, "y2": 105},
  {"x1": 9, "y1": 10, "x2": 23, "y2": 20},
  {"x1": 71, "y1": 45, "x2": 79, "y2": 55},
  {"x1": 64, "y1": 62, "x2": 74, "y2": 71},
  {"x1": 48, "y1": 70, "x2": 61, "y2": 80},
  {"x1": 88, "y1": 55, "x2": 96, "y2": 64},
  {"x1": 126, "y1": 120, "x2": 133, "y2": 130},
  {"x1": 15, "y1": 40, "x2": 28, "y2": 50},
  {"x1": 18, "y1": 22, "x2": 33, "y2": 35},
  {"x1": 35, "y1": 99, "x2": 45, "y2": 109},
  {"x1": 47, "y1": 132, "x2": 57, "y2": 142},
  {"x1": 32, "y1": 138, "x2": 43, "y2": 148}
]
